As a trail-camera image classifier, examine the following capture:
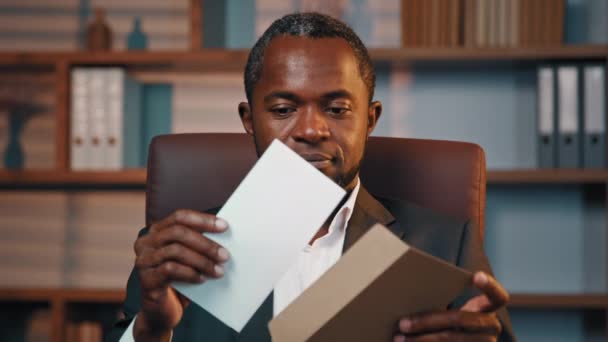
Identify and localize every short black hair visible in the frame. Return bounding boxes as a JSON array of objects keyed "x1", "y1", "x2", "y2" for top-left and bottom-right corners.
[{"x1": 244, "y1": 12, "x2": 375, "y2": 104}]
